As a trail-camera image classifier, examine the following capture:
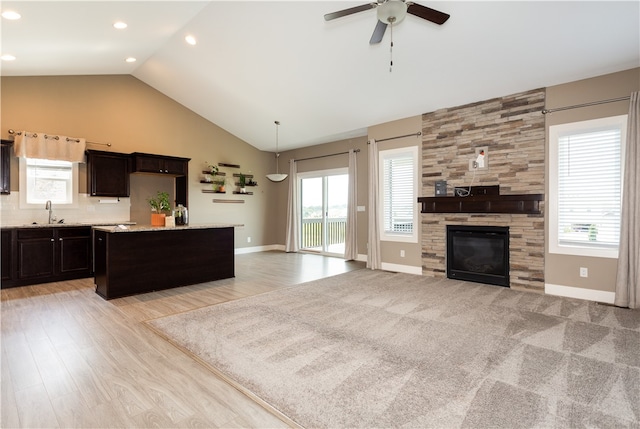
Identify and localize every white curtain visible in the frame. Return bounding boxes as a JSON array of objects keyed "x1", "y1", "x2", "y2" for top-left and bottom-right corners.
[
  {"x1": 285, "y1": 160, "x2": 299, "y2": 253},
  {"x1": 367, "y1": 139, "x2": 381, "y2": 270},
  {"x1": 614, "y1": 91, "x2": 639, "y2": 309},
  {"x1": 344, "y1": 149, "x2": 358, "y2": 261},
  {"x1": 14, "y1": 131, "x2": 86, "y2": 162}
]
